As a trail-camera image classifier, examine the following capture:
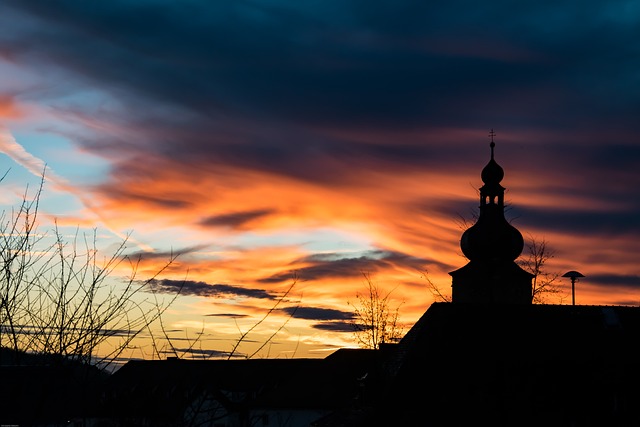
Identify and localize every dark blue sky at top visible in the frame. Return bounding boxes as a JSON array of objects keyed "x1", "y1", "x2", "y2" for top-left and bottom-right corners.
[
  {"x1": 0, "y1": 0, "x2": 639, "y2": 301},
  {"x1": 2, "y1": 0, "x2": 638, "y2": 130}
]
